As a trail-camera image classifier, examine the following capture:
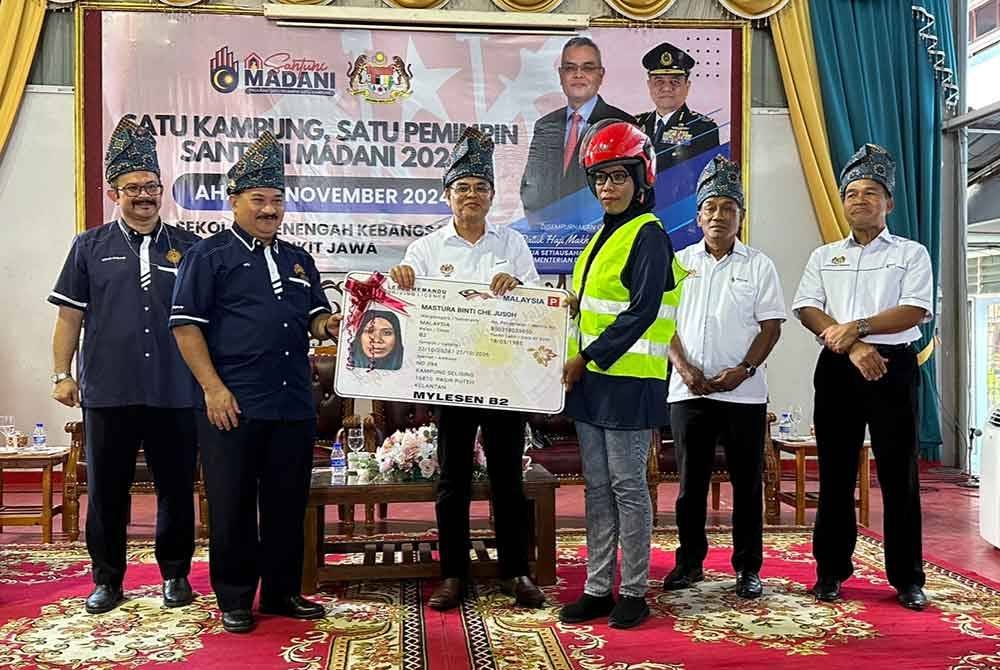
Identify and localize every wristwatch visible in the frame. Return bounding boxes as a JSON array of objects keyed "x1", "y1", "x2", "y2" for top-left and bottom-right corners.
[
  {"x1": 51, "y1": 372, "x2": 72, "y2": 384},
  {"x1": 740, "y1": 360, "x2": 757, "y2": 377},
  {"x1": 856, "y1": 318, "x2": 872, "y2": 338}
]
